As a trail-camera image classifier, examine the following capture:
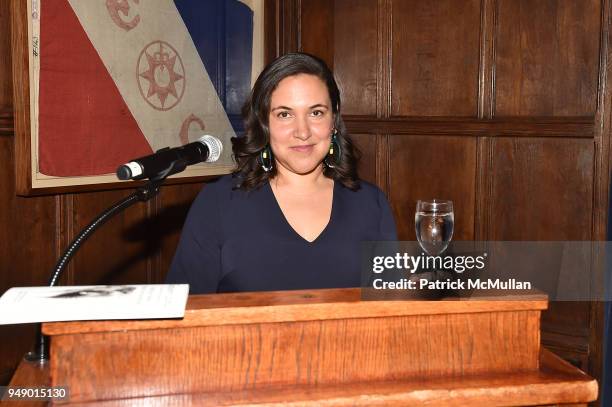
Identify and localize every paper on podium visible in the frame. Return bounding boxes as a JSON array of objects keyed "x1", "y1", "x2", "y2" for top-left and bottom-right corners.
[{"x1": 0, "y1": 284, "x2": 189, "y2": 325}]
